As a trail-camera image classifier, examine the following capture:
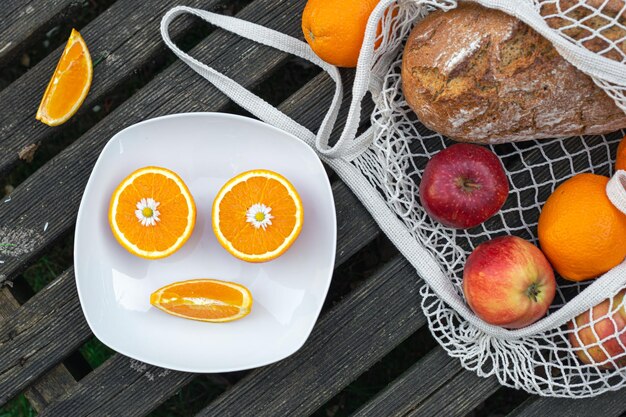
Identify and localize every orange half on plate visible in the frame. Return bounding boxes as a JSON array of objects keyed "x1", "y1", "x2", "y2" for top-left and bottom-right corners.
[
  {"x1": 212, "y1": 169, "x2": 304, "y2": 262},
  {"x1": 109, "y1": 166, "x2": 196, "y2": 259},
  {"x1": 36, "y1": 29, "x2": 92, "y2": 126}
]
